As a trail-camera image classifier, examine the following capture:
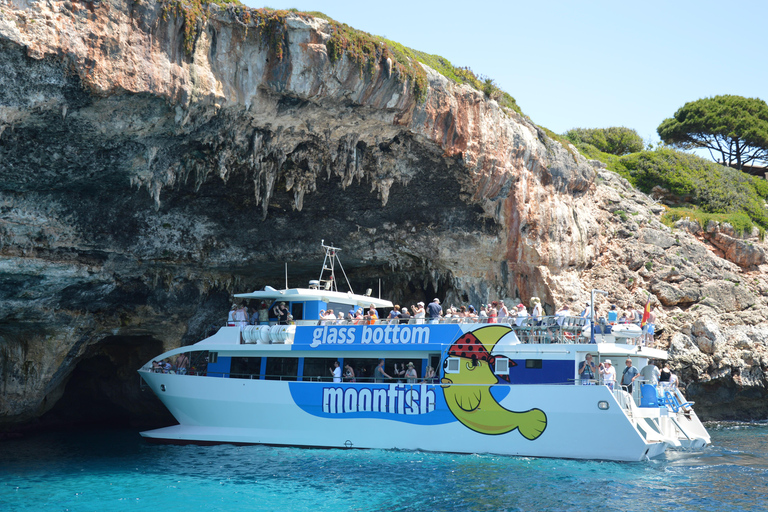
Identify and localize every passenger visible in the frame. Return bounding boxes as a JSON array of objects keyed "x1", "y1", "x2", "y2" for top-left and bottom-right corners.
[
  {"x1": 645, "y1": 309, "x2": 657, "y2": 346},
  {"x1": 498, "y1": 300, "x2": 510, "y2": 321},
  {"x1": 347, "y1": 308, "x2": 356, "y2": 322},
  {"x1": 620, "y1": 310, "x2": 632, "y2": 324},
  {"x1": 555, "y1": 304, "x2": 569, "y2": 326},
  {"x1": 404, "y1": 362, "x2": 418, "y2": 384},
  {"x1": 343, "y1": 363, "x2": 356, "y2": 382},
  {"x1": 659, "y1": 362, "x2": 672, "y2": 387},
  {"x1": 515, "y1": 304, "x2": 529, "y2": 326},
  {"x1": 598, "y1": 359, "x2": 616, "y2": 391},
  {"x1": 580, "y1": 303, "x2": 591, "y2": 319},
  {"x1": 234, "y1": 303, "x2": 249, "y2": 330},
  {"x1": 273, "y1": 302, "x2": 290, "y2": 325},
  {"x1": 467, "y1": 305, "x2": 478, "y2": 320},
  {"x1": 258, "y1": 301, "x2": 269, "y2": 325},
  {"x1": 323, "y1": 309, "x2": 337, "y2": 323},
  {"x1": 621, "y1": 358, "x2": 640, "y2": 393},
  {"x1": 530, "y1": 297, "x2": 542, "y2": 325},
  {"x1": 427, "y1": 298, "x2": 442, "y2": 324},
  {"x1": 393, "y1": 363, "x2": 405, "y2": 381},
  {"x1": 152, "y1": 360, "x2": 161, "y2": 372},
  {"x1": 162, "y1": 359, "x2": 172, "y2": 373},
  {"x1": 330, "y1": 361, "x2": 341, "y2": 383},
  {"x1": 412, "y1": 302, "x2": 425, "y2": 323},
  {"x1": 399, "y1": 306, "x2": 411, "y2": 324},
  {"x1": 354, "y1": 308, "x2": 364, "y2": 324},
  {"x1": 423, "y1": 366, "x2": 436, "y2": 383},
  {"x1": 227, "y1": 303, "x2": 237, "y2": 326},
  {"x1": 374, "y1": 360, "x2": 392, "y2": 382},
  {"x1": 388, "y1": 305, "x2": 401, "y2": 323},
  {"x1": 175, "y1": 353, "x2": 189, "y2": 375},
  {"x1": 368, "y1": 304, "x2": 379, "y2": 324},
  {"x1": 607, "y1": 305, "x2": 618, "y2": 324},
  {"x1": 488, "y1": 301, "x2": 498, "y2": 323},
  {"x1": 478, "y1": 304, "x2": 488, "y2": 320},
  {"x1": 578, "y1": 354, "x2": 596, "y2": 385},
  {"x1": 668, "y1": 370, "x2": 679, "y2": 390},
  {"x1": 639, "y1": 359, "x2": 660, "y2": 386},
  {"x1": 248, "y1": 306, "x2": 258, "y2": 325},
  {"x1": 337, "y1": 312, "x2": 345, "y2": 322}
]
